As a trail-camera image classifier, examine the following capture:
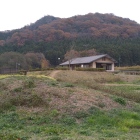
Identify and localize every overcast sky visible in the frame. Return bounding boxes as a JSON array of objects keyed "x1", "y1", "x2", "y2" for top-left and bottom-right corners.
[{"x1": 0, "y1": 0, "x2": 140, "y2": 31}]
